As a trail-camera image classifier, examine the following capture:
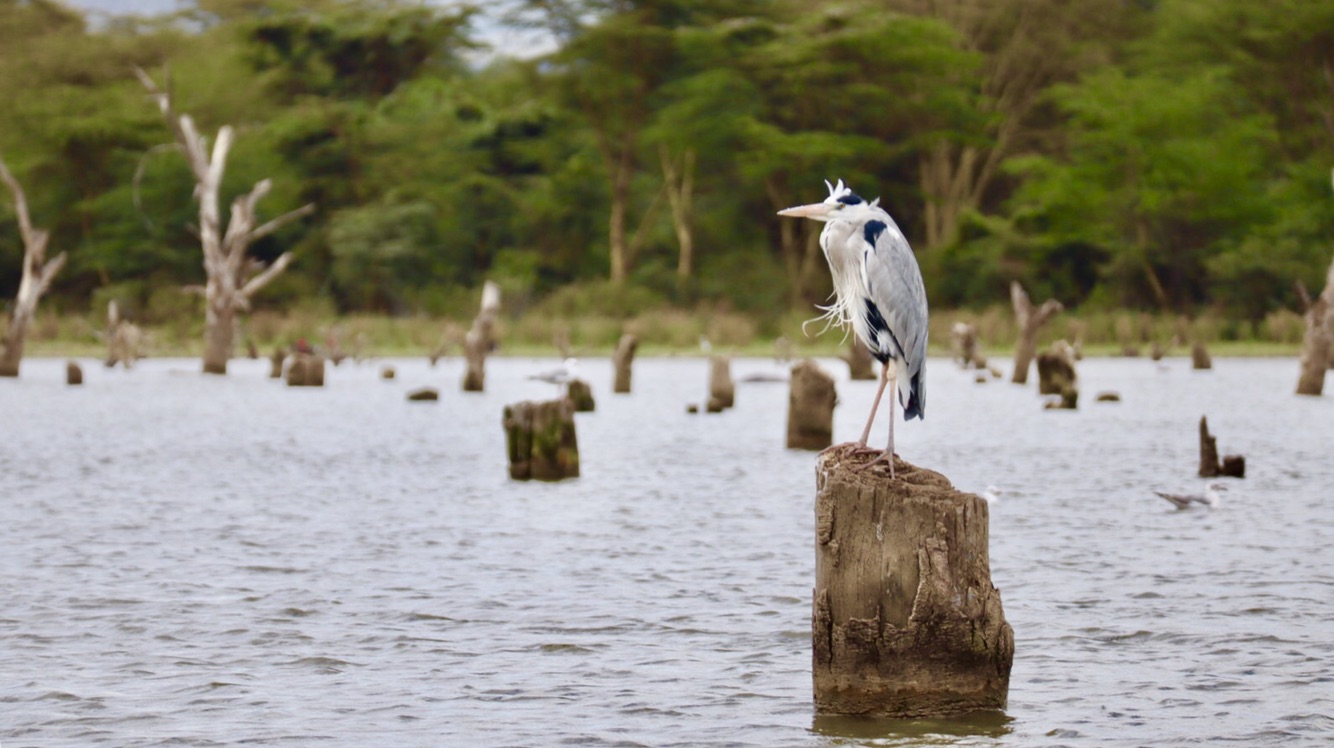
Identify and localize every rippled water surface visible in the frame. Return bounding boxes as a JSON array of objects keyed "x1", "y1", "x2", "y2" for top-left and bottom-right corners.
[{"x1": 2, "y1": 355, "x2": 1331, "y2": 747}]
